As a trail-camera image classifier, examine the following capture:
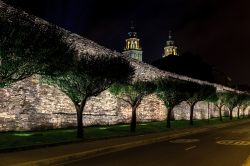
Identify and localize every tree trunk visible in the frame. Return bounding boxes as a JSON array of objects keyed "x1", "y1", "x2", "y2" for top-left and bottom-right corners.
[
  {"x1": 75, "y1": 98, "x2": 87, "y2": 139},
  {"x1": 189, "y1": 102, "x2": 196, "y2": 125},
  {"x1": 242, "y1": 109, "x2": 245, "y2": 118},
  {"x1": 207, "y1": 102, "x2": 210, "y2": 123},
  {"x1": 237, "y1": 107, "x2": 240, "y2": 119},
  {"x1": 229, "y1": 109, "x2": 233, "y2": 120},
  {"x1": 76, "y1": 106, "x2": 83, "y2": 138},
  {"x1": 219, "y1": 107, "x2": 223, "y2": 121},
  {"x1": 166, "y1": 108, "x2": 172, "y2": 128},
  {"x1": 130, "y1": 95, "x2": 143, "y2": 133},
  {"x1": 130, "y1": 106, "x2": 137, "y2": 132}
]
